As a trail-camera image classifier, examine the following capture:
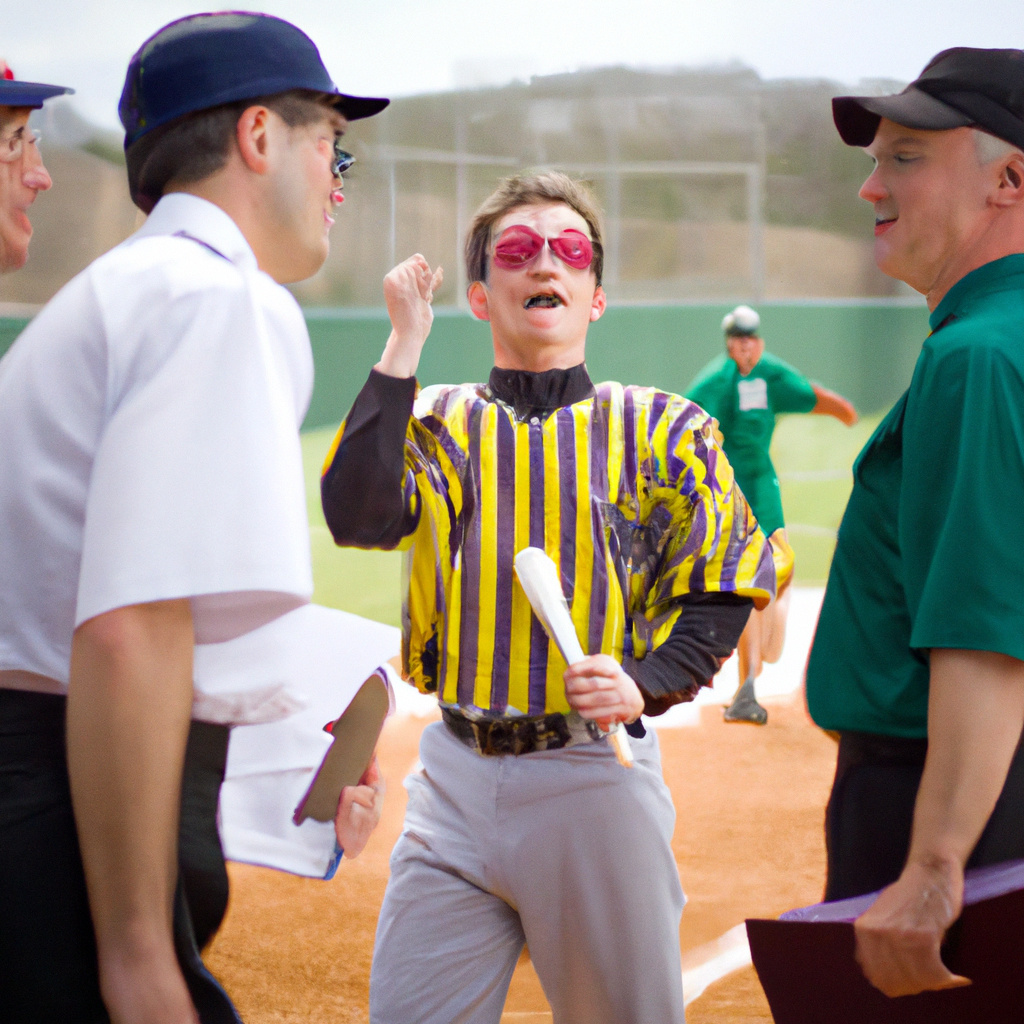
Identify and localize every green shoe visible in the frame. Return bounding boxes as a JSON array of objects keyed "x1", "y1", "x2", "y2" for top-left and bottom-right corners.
[{"x1": 724, "y1": 676, "x2": 768, "y2": 725}]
